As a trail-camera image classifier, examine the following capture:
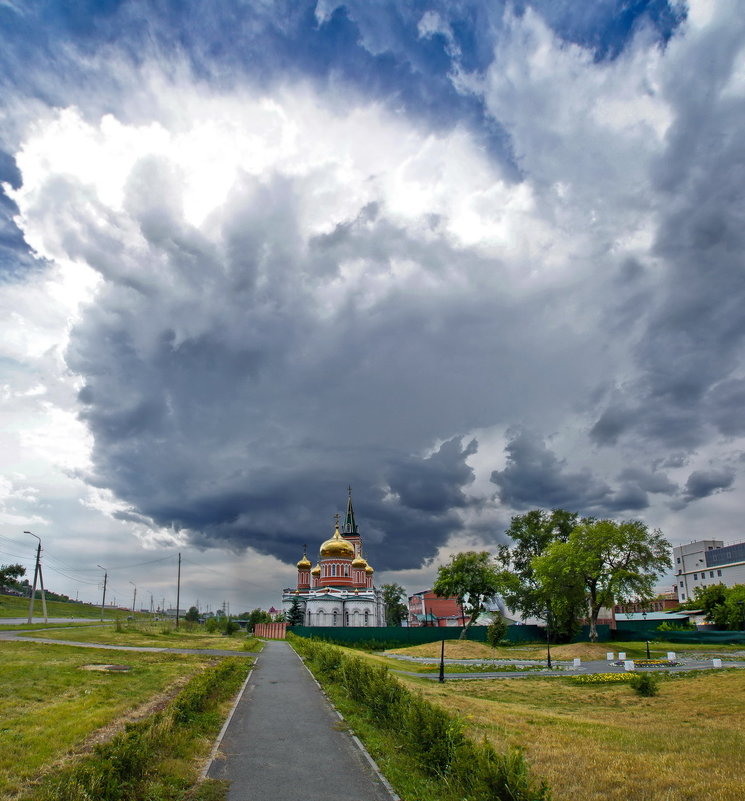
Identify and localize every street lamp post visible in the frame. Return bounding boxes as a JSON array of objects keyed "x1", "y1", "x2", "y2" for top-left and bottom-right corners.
[
  {"x1": 24, "y1": 531, "x2": 48, "y2": 624},
  {"x1": 130, "y1": 581, "x2": 137, "y2": 615},
  {"x1": 545, "y1": 609, "x2": 552, "y2": 670},
  {"x1": 642, "y1": 609, "x2": 650, "y2": 658}
]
